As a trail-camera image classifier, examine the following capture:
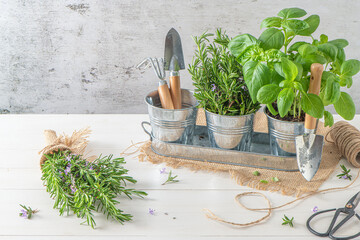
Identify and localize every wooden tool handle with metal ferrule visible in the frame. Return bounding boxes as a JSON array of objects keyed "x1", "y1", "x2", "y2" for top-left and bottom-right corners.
[
  {"x1": 169, "y1": 72, "x2": 182, "y2": 109},
  {"x1": 305, "y1": 63, "x2": 324, "y2": 130},
  {"x1": 158, "y1": 80, "x2": 174, "y2": 109}
]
